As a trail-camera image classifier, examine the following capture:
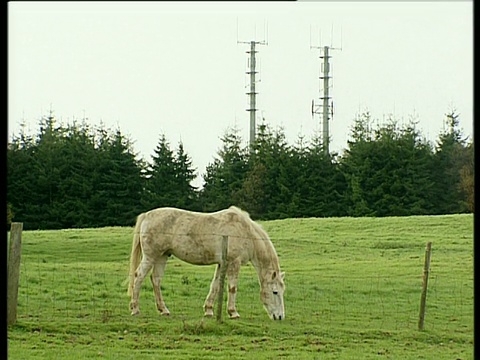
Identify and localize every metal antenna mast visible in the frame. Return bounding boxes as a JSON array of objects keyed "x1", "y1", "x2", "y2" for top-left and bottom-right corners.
[
  {"x1": 238, "y1": 20, "x2": 268, "y2": 150},
  {"x1": 311, "y1": 26, "x2": 342, "y2": 156}
]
